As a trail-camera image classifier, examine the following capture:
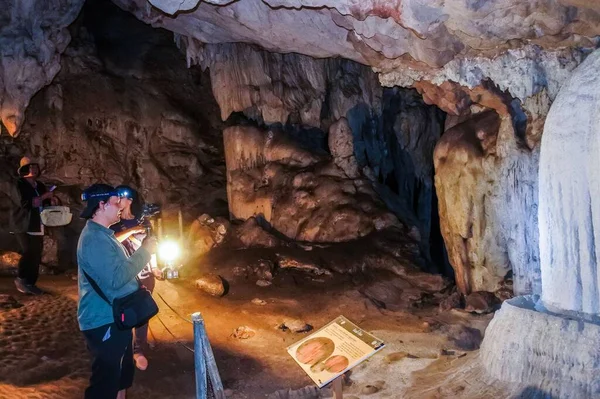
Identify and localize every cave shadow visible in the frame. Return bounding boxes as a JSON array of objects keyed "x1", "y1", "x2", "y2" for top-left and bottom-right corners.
[
  {"x1": 345, "y1": 95, "x2": 453, "y2": 279},
  {"x1": 132, "y1": 337, "x2": 292, "y2": 397},
  {"x1": 516, "y1": 386, "x2": 559, "y2": 399}
]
